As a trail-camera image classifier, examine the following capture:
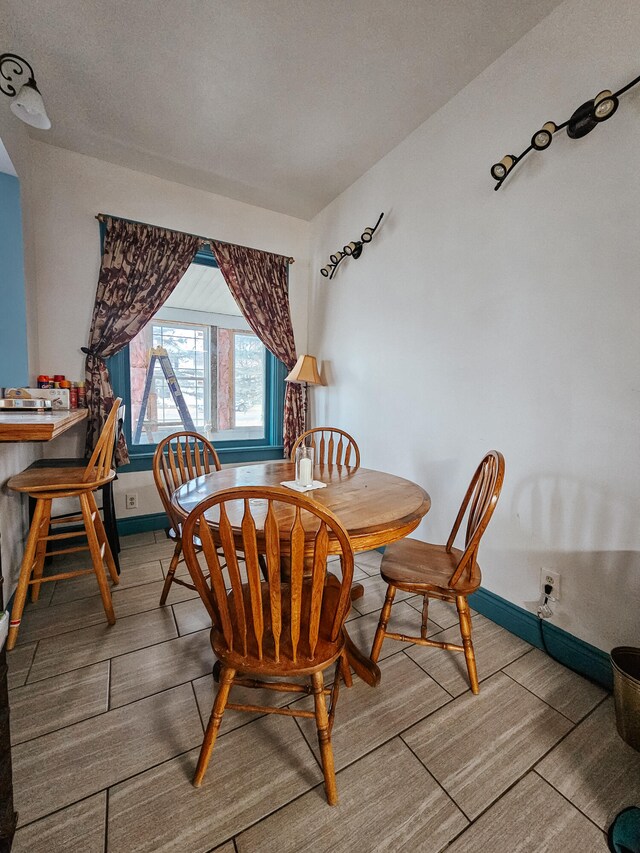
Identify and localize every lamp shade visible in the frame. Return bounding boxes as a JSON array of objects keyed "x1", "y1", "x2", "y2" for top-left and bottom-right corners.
[
  {"x1": 286, "y1": 354, "x2": 323, "y2": 385},
  {"x1": 10, "y1": 81, "x2": 51, "y2": 129}
]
